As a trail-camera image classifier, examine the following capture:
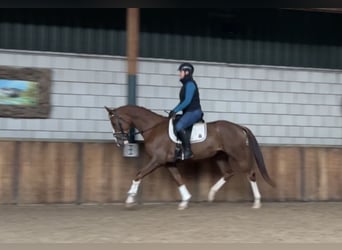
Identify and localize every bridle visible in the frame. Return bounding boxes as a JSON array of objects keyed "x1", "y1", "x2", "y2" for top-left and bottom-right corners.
[
  {"x1": 108, "y1": 110, "x2": 130, "y2": 146},
  {"x1": 108, "y1": 109, "x2": 166, "y2": 147}
]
